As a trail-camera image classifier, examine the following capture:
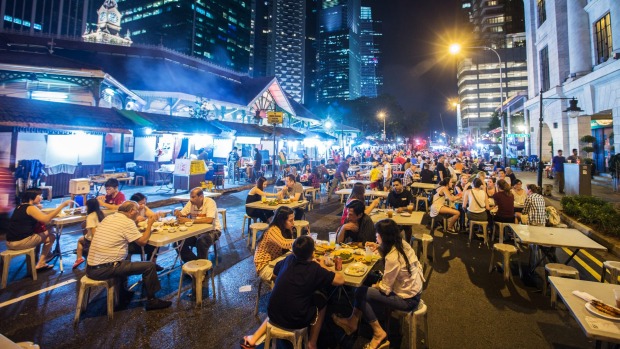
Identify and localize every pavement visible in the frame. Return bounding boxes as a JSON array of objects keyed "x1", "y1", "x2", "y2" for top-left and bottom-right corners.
[{"x1": 0, "y1": 172, "x2": 619, "y2": 348}]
